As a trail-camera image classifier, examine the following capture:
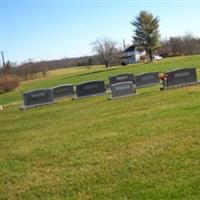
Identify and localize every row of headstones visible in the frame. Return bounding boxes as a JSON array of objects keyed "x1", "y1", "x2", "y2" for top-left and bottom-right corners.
[{"x1": 21, "y1": 68, "x2": 198, "y2": 109}]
